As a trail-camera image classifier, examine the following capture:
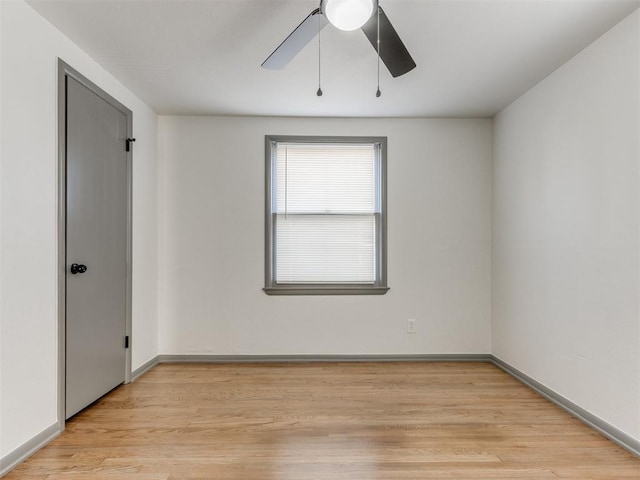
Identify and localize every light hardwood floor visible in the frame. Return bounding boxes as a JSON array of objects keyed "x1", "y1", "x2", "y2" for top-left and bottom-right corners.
[{"x1": 5, "y1": 362, "x2": 639, "y2": 479}]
